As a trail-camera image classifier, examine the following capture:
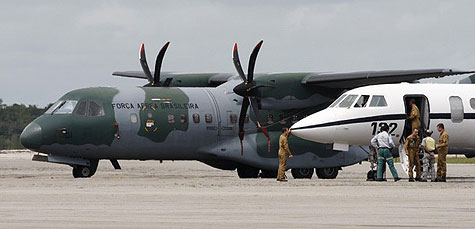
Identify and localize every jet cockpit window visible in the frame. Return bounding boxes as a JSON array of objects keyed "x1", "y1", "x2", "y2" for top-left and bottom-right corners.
[
  {"x1": 54, "y1": 100, "x2": 78, "y2": 114},
  {"x1": 329, "y1": 94, "x2": 347, "y2": 108},
  {"x1": 470, "y1": 98, "x2": 475, "y2": 110},
  {"x1": 44, "y1": 100, "x2": 64, "y2": 114},
  {"x1": 87, "y1": 101, "x2": 105, "y2": 116},
  {"x1": 338, "y1": 94, "x2": 358, "y2": 108},
  {"x1": 74, "y1": 101, "x2": 87, "y2": 116},
  {"x1": 369, "y1": 95, "x2": 387, "y2": 107},
  {"x1": 354, "y1": 95, "x2": 370, "y2": 108}
]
